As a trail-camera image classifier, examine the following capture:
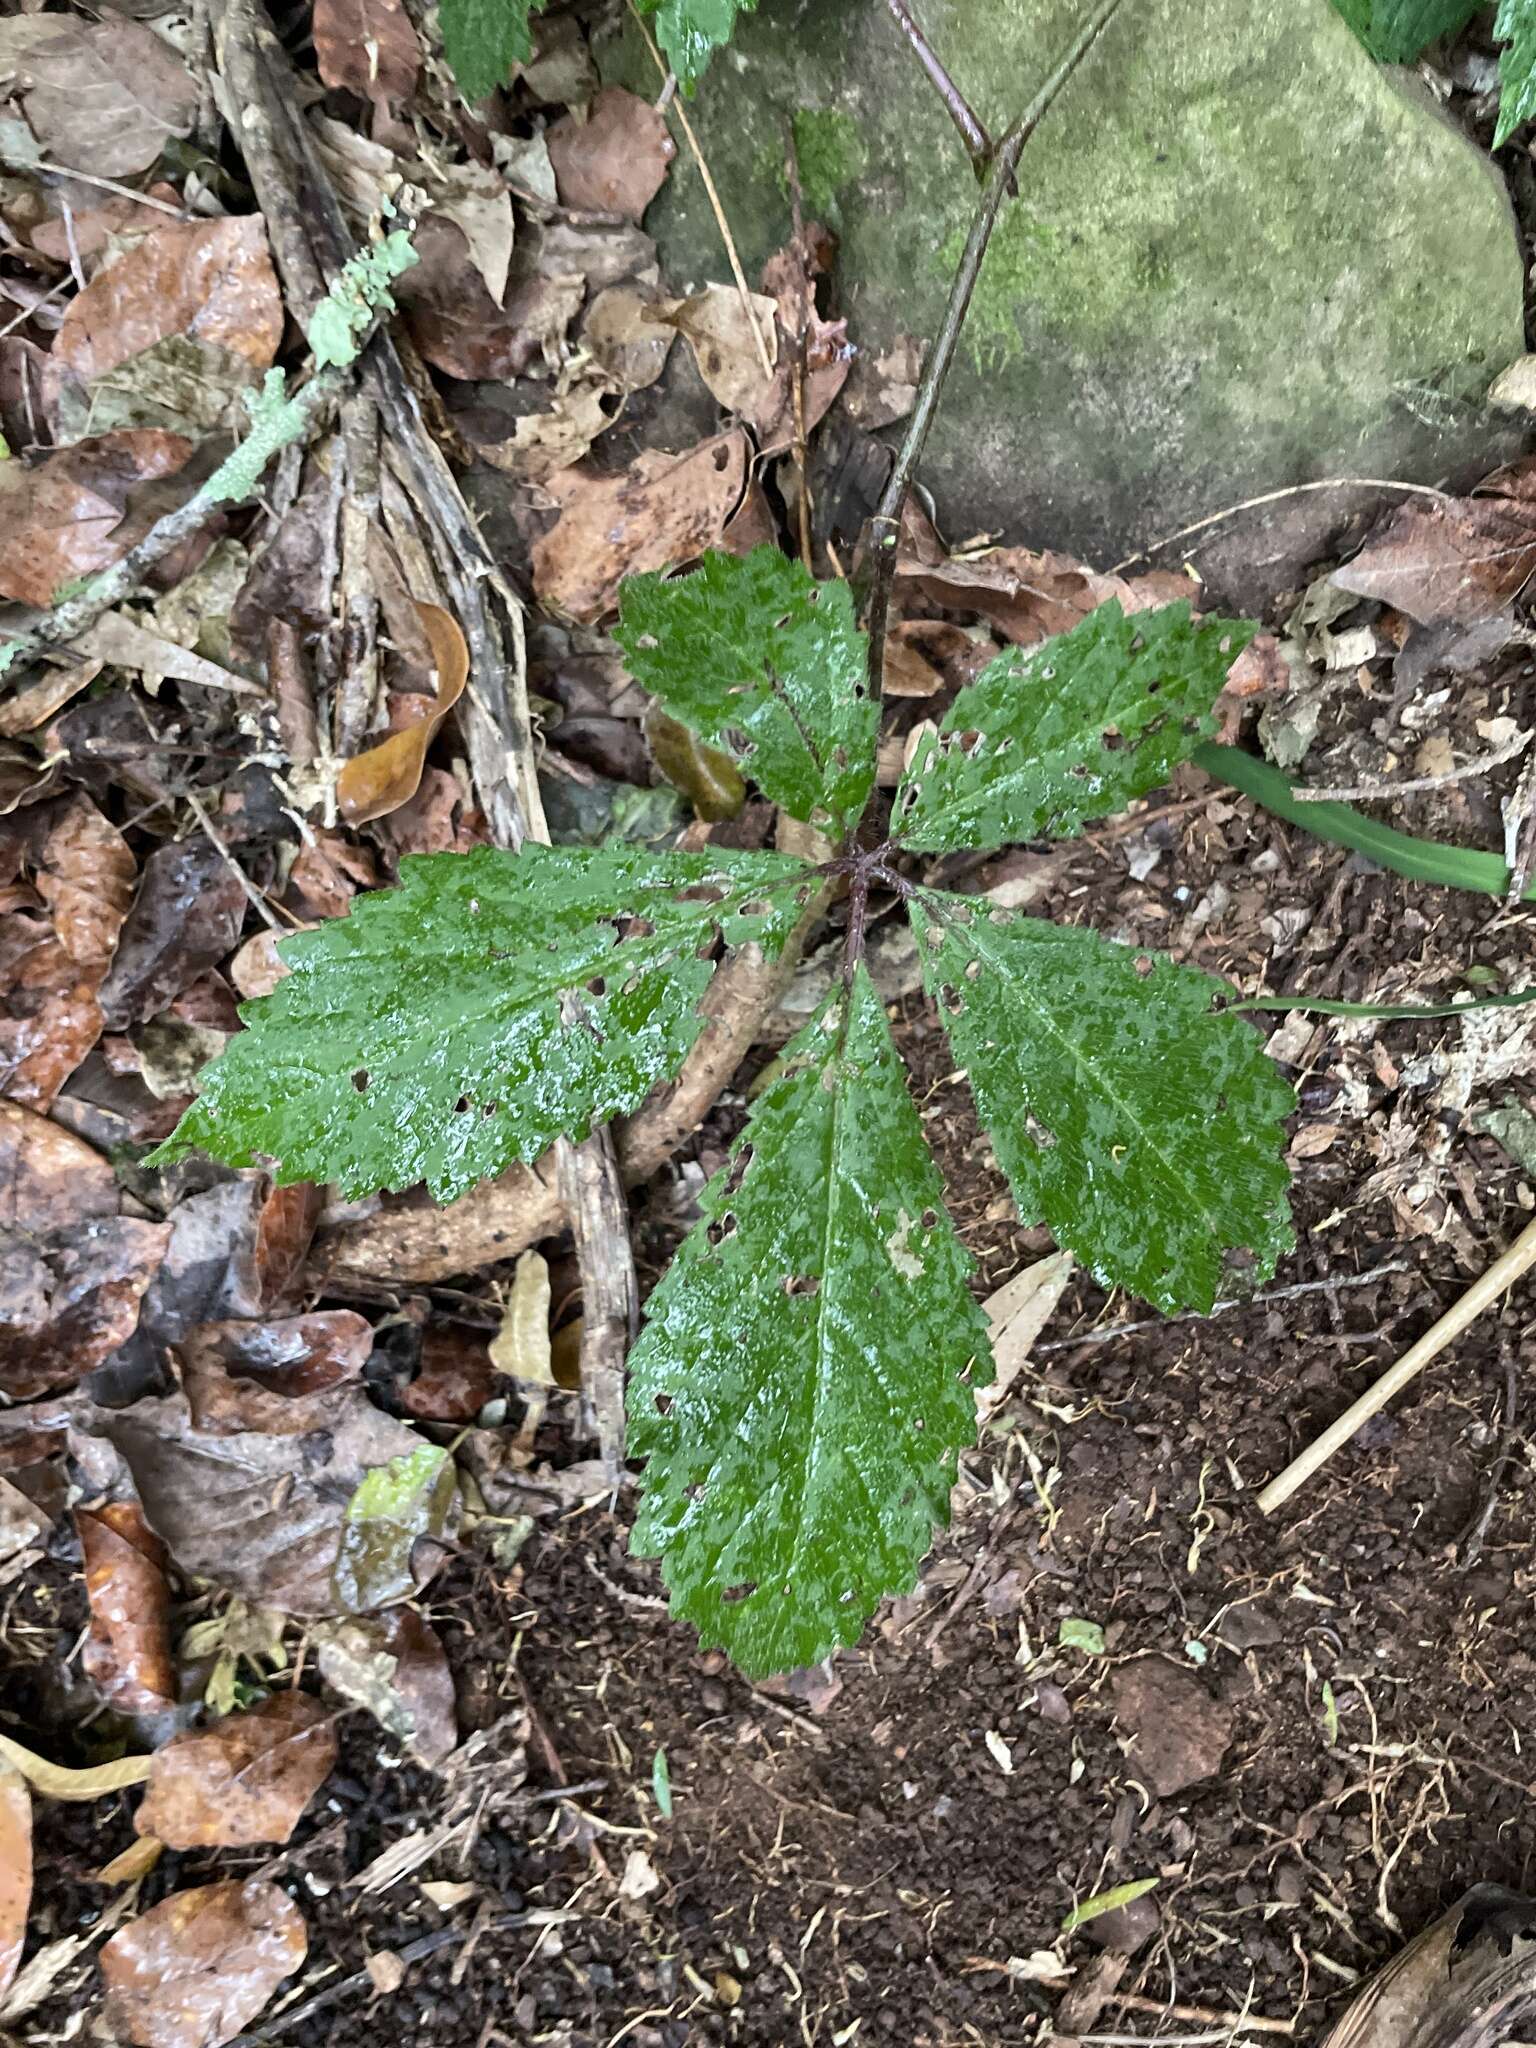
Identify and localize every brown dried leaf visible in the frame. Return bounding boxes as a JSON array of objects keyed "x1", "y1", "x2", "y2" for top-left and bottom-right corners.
[
  {"x1": 425, "y1": 162, "x2": 516, "y2": 307},
  {"x1": 337, "y1": 604, "x2": 469, "y2": 826},
  {"x1": 248, "y1": 1182, "x2": 326, "y2": 1318},
  {"x1": 399, "y1": 216, "x2": 579, "y2": 382},
  {"x1": 313, "y1": 0, "x2": 421, "y2": 105},
  {"x1": 99, "y1": 1878, "x2": 307, "y2": 2048},
  {"x1": 135, "y1": 1694, "x2": 337, "y2": 1848},
  {"x1": 1332, "y1": 490, "x2": 1536, "y2": 625},
  {"x1": 657, "y1": 284, "x2": 779, "y2": 415},
  {"x1": 0, "y1": 18, "x2": 196, "y2": 181},
  {"x1": 0, "y1": 660, "x2": 103, "y2": 741},
  {"x1": 470, "y1": 381, "x2": 614, "y2": 482},
  {"x1": 0, "y1": 1101, "x2": 115, "y2": 1230},
  {"x1": 581, "y1": 282, "x2": 674, "y2": 392},
  {"x1": 178, "y1": 1312, "x2": 373, "y2": 1436},
  {"x1": 1, "y1": 1215, "x2": 170, "y2": 1398},
  {"x1": 78, "y1": 1499, "x2": 176, "y2": 1716},
  {"x1": 97, "y1": 839, "x2": 250, "y2": 1031},
  {"x1": 0, "y1": 1767, "x2": 30, "y2": 2002},
  {"x1": 28, "y1": 792, "x2": 136, "y2": 971},
  {"x1": 546, "y1": 88, "x2": 675, "y2": 221},
  {"x1": 398, "y1": 1326, "x2": 494, "y2": 1423},
  {"x1": 533, "y1": 430, "x2": 748, "y2": 623},
  {"x1": 81, "y1": 1388, "x2": 455, "y2": 1615},
  {"x1": 227, "y1": 929, "x2": 297, "y2": 1000},
  {"x1": 27, "y1": 184, "x2": 183, "y2": 271},
  {"x1": 0, "y1": 429, "x2": 191, "y2": 609},
  {"x1": 51, "y1": 219, "x2": 282, "y2": 386},
  {"x1": 314, "y1": 1607, "x2": 457, "y2": 1764}
]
